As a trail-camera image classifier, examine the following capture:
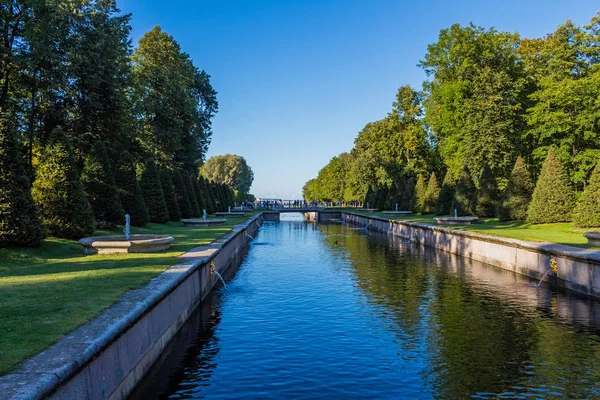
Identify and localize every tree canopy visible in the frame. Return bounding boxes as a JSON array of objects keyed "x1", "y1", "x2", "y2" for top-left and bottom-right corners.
[{"x1": 200, "y1": 154, "x2": 254, "y2": 194}]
